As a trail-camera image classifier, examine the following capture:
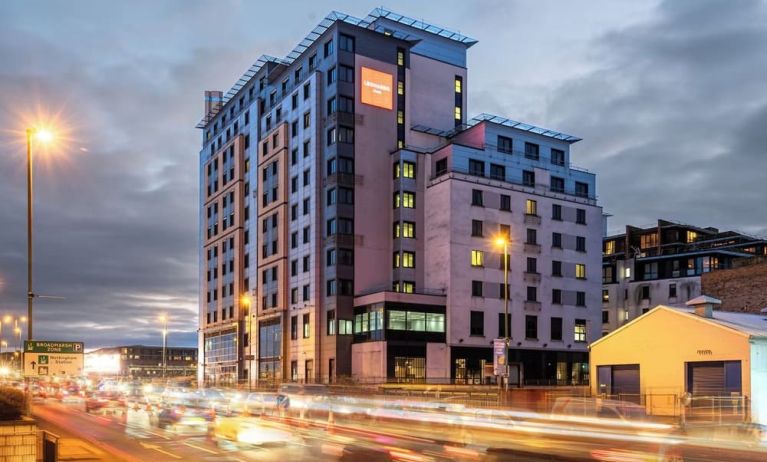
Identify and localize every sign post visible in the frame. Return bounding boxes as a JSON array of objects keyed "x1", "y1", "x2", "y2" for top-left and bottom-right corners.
[{"x1": 23, "y1": 341, "x2": 84, "y2": 378}]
